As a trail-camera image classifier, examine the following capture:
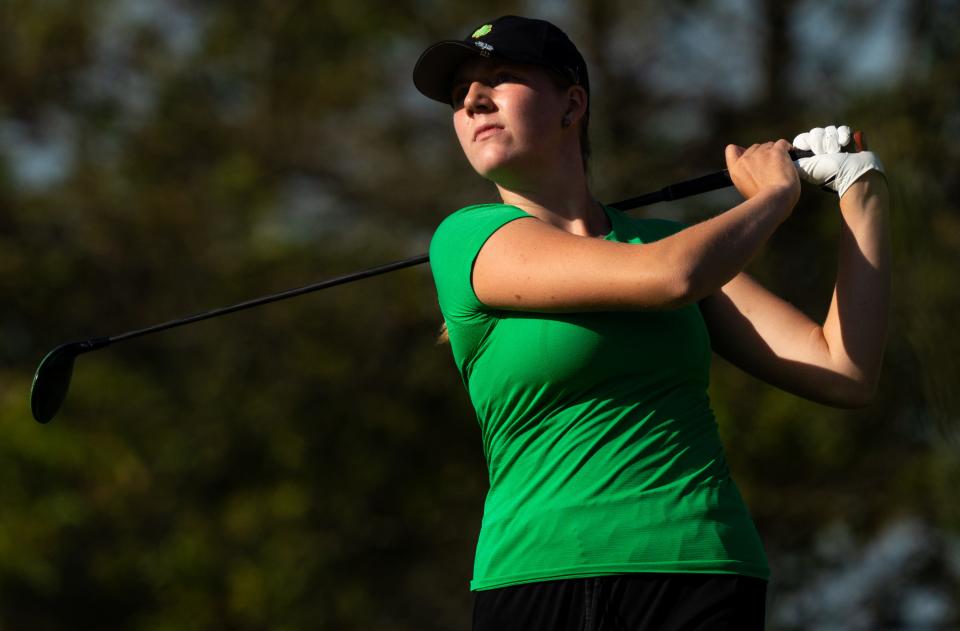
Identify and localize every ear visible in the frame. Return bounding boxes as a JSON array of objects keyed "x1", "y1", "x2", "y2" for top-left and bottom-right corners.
[{"x1": 561, "y1": 85, "x2": 588, "y2": 127}]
